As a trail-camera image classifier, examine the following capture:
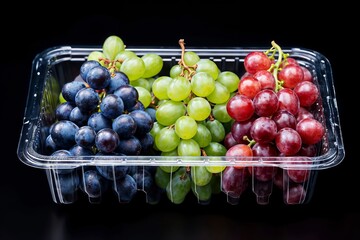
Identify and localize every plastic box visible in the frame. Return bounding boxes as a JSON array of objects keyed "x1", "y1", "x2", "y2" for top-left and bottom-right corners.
[{"x1": 17, "y1": 45, "x2": 345, "y2": 205}]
